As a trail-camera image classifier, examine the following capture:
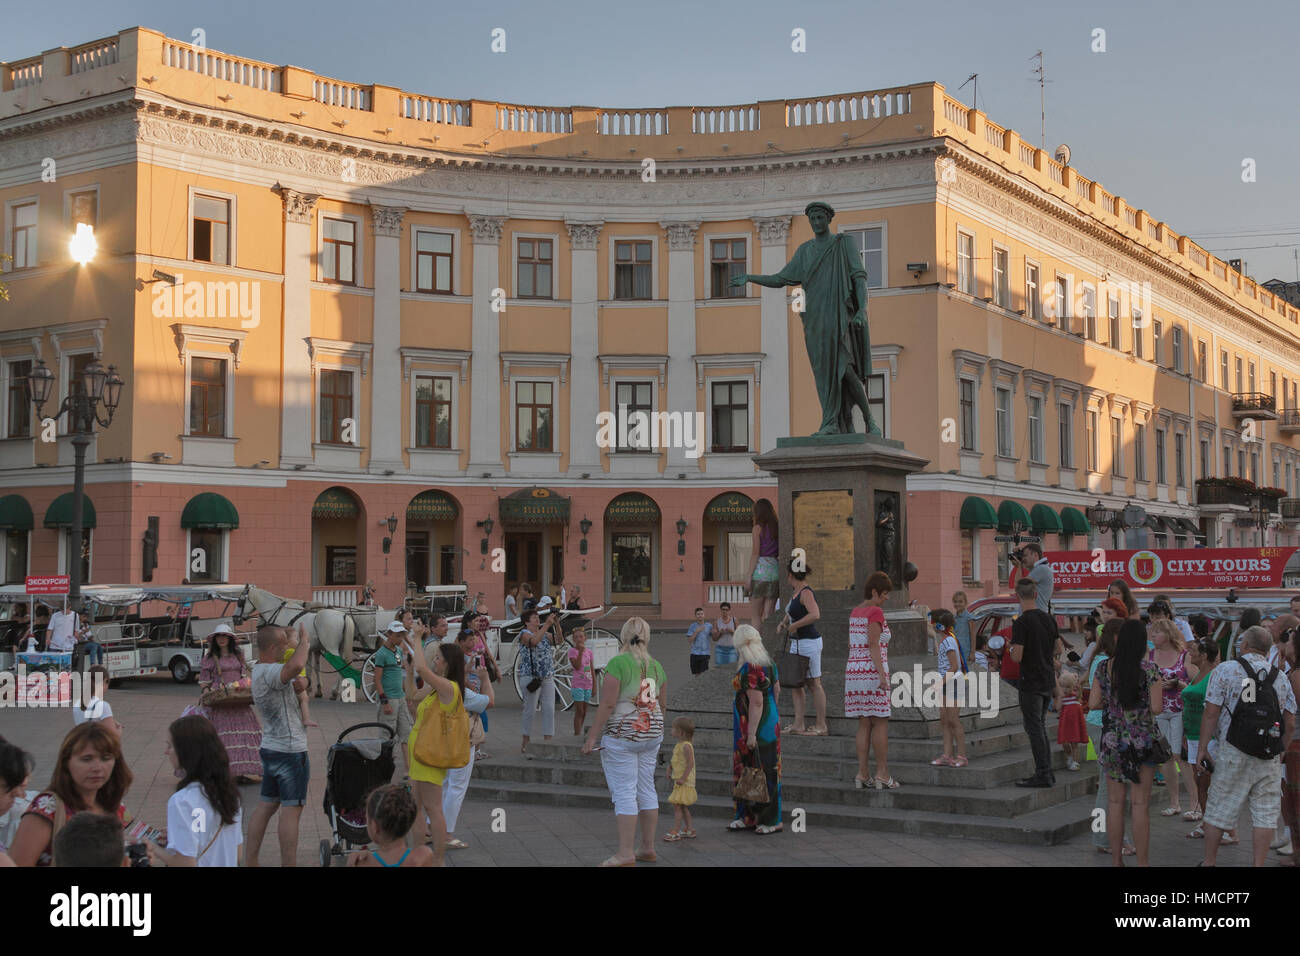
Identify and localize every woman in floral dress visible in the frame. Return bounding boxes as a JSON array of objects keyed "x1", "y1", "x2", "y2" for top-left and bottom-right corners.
[
  {"x1": 185, "y1": 624, "x2": 262, "y2": 782},
  {"x1": 728, "y1": 624, "x2": 782, "y2": 834},
  {"x1": 846, "y1": 571, "x2": 896, "y2": 790},
  {"x1": 1089, "y1": 618, "x2": 1163, "y2": 867}
]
